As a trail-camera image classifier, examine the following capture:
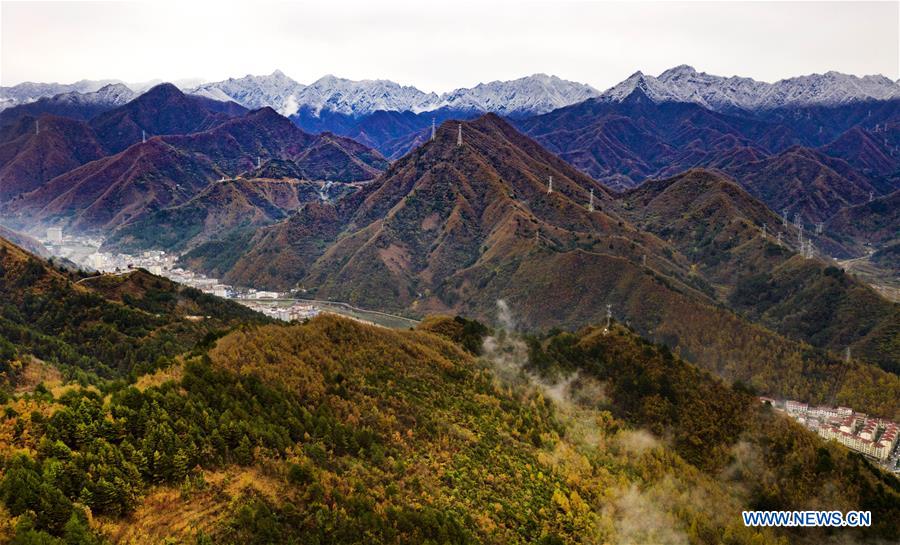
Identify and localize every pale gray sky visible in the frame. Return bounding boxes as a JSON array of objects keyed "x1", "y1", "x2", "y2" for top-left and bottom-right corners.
[{"x1": 1, "y1": 0, "x2": 898, "y2": 92}]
